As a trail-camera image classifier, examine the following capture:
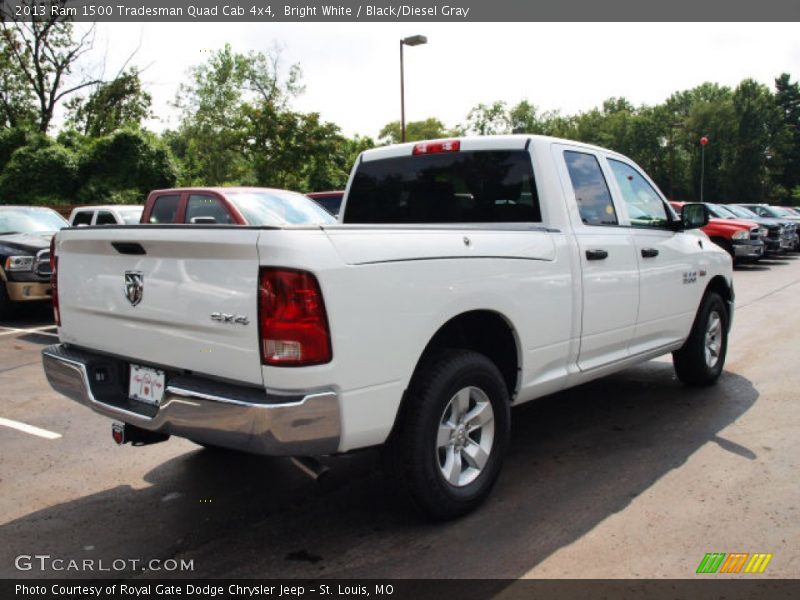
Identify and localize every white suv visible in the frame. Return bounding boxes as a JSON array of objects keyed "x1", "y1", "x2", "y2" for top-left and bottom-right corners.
[{"x1": 68, "y1": 205, "x2": 143, "y2": 227}]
